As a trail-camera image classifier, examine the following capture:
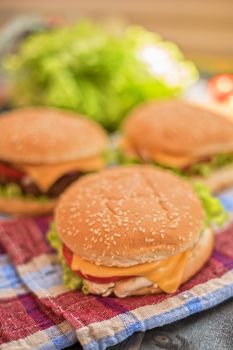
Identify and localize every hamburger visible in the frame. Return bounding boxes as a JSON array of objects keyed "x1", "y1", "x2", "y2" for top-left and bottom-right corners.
[
  {"x1": 0, "y1": 107, "x2": 107, "y2": 215},
  {"x1": 48, "y1": 166, "x2": 226, "y2": 297},
  {"x1": 122, "y1": 100, "x2": 233, "y2": 192}
]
